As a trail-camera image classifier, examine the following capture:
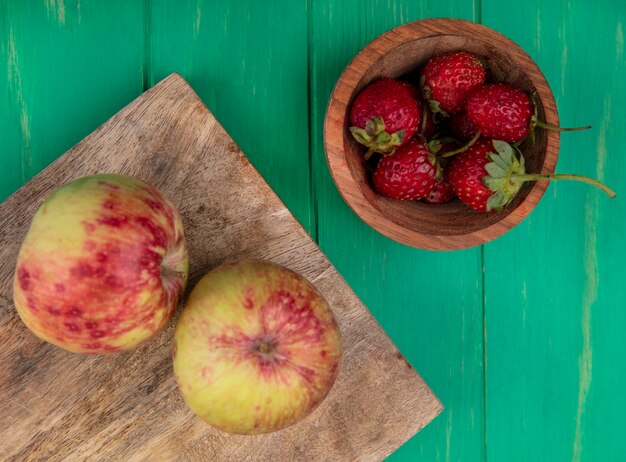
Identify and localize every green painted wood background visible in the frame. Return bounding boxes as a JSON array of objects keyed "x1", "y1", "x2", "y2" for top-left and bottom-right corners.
[{"x1": 1, "y1": 1, "x2": 624, "y2": 460}]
